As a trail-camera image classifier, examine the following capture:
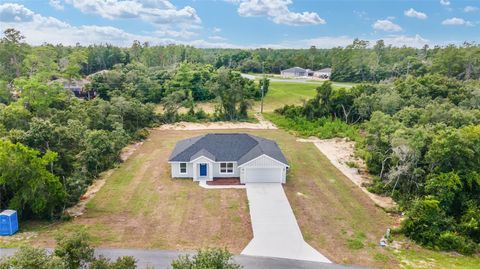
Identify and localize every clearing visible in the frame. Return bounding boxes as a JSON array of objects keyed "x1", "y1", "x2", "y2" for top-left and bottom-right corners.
[
  {"x1": 158, "y1": 80, "x2": 354, "y2": 115},
  {"x1": 5, "y1": 128, "x2": 398, "y2": 268}
]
